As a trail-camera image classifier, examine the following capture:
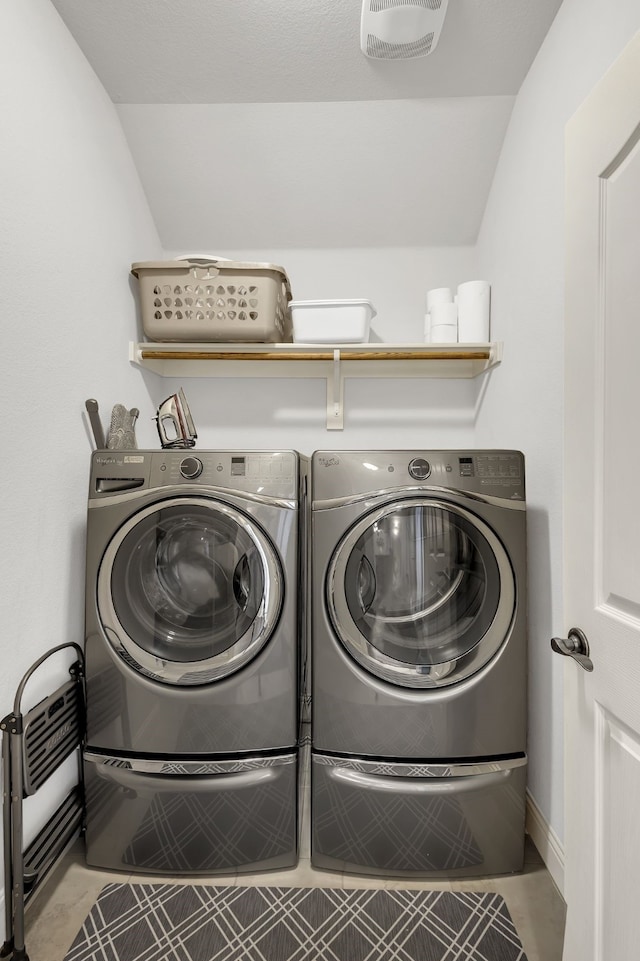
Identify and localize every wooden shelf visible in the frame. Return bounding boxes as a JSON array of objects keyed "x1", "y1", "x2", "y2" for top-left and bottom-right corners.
[
  {"x1": 131, "y1": 341, "x2": 501, "y2": 375},
  {"x1": 129, "y1": 341, "x2": 502, "y2": 429}
]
